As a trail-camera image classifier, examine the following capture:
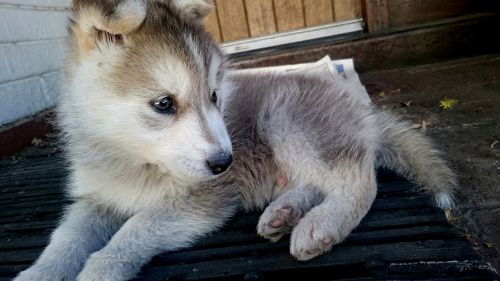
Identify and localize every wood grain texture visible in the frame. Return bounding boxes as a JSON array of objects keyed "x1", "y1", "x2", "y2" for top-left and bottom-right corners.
[
  {"x1": 363, "y1": 0, "x2": 389, "y2": 32},
  {"x1": 273, "y1": 0, "x2": 305, "y2": 32},
  {"x1": 204, "y1": 9, "x2": 222, "y2": 42},
  {"x1": 303, "y1": 0, "x2": 334, "y2": 26},
  {"x1": 386, "y1": 0, "x2": 498, "y2": 28},
  {"x1": 333, "y1": 0, "x2": 363, "y2": 21},
  {"x1": 244, "y1": 0, "x2": 277, "y2": 37},
  {"x1": 216, "y1": 0, "x2": 249, "y2": 41}
]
